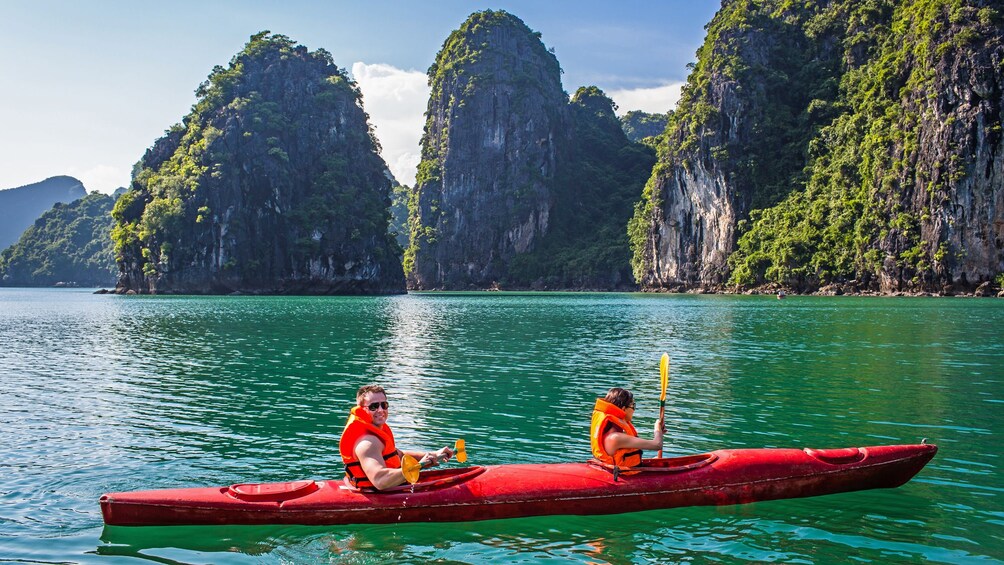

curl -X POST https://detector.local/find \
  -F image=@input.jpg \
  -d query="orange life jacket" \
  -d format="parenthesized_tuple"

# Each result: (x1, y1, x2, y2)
(339, 406, 402, 490)
(590, 398, 642, 468)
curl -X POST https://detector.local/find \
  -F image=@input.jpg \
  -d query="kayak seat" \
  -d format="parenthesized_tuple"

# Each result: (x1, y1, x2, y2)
(227, 480, 319, 502)
(804, 447, 866, 465)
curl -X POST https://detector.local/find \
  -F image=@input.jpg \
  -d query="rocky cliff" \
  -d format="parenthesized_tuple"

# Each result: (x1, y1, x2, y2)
(406, 11, 654, 290)
(629, 0, 847, 289)
(631, 0, 1003, 294)
(405, 10, 568, 289)
(113, 32, 404, 294)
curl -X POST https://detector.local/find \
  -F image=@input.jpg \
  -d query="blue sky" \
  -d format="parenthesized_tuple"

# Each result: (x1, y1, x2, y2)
(0, 1, 720, 193)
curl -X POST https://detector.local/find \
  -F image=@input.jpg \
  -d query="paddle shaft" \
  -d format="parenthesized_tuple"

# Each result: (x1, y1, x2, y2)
(658, 353, 669, 459)
(657, 400, 665, 458)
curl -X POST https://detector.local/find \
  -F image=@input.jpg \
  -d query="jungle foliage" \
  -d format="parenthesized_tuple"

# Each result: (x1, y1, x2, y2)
(630, 0, 1000, 290)
(0, 192, 117, 286)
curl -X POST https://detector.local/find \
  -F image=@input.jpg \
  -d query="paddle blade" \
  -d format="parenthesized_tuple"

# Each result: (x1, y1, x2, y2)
(659, 353, 670, 401)
(401, 454, 420, 484)
(455, 439, 467, 464)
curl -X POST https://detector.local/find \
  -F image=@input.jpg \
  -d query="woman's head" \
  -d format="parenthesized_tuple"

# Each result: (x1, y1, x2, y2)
(604, 387, 635, 411)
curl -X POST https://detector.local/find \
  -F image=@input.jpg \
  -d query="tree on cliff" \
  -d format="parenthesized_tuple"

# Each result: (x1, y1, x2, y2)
(620, 110, 670, 144)
(112, 32, 404, 295)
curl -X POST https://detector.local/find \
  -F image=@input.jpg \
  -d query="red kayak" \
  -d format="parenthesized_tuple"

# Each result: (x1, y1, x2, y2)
(100, 443, 936, 526)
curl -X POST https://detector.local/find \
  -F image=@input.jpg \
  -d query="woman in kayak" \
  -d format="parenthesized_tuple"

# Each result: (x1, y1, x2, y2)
(339, 384, 454, 491)
(591, 387, 665, 467)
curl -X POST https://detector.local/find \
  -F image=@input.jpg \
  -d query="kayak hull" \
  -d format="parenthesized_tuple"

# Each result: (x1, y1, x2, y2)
(100, 443, 936, 526)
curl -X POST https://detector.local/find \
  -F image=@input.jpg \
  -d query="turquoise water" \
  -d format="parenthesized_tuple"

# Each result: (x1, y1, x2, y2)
(0, 288, 1001, 563)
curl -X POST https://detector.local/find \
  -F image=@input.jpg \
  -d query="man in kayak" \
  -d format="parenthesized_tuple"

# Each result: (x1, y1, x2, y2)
(591, 387, 665, 468)
(339, 384, 454, 491)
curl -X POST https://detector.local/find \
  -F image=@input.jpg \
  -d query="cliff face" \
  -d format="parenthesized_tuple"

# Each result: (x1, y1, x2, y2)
(633, 0, 1003, 294)
(406, 10, 568, 289)
(406, 11, 654, 290)
(902, 2, 1004, 291)
(629, 1, 847, 288)
(113, 32, 404, 295)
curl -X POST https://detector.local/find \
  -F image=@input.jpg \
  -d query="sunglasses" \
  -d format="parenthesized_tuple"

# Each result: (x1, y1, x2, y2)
(628, 402, 636, 409)
(366, 401, 389, 411)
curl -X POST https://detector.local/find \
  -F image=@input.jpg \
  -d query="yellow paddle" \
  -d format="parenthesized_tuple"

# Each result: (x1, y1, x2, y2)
(400, 439, 467, 484)
(658, 353, 669, 459)
(401, 454, 421, 484)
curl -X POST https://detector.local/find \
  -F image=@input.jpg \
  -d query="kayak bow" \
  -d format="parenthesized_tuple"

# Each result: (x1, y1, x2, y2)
(100, 443, 936, 526)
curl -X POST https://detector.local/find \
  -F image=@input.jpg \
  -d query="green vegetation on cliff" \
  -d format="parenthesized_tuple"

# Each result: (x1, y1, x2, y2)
(630, 0, 848, 284)
(631, 0, 1002, 292)
(728, 0, 1002, 290)
(113, 32, 403, 294)
(408, 11, 655, 290)
(0, 192, 117, 286)
(388, 182, 411, 250)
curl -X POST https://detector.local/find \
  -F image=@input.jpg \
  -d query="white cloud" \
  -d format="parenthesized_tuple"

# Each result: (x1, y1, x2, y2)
(69, 164, 130, 195)
(351, 62, 429, 187)
(607, 82, 685, 116)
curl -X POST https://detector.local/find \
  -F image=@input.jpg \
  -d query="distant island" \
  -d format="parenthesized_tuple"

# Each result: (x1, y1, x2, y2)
(0, 192, 117, 287)
(0, 176, 86, 251)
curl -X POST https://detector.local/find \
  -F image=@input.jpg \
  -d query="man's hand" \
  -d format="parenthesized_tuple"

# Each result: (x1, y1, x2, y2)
(419, 446, 455, 468)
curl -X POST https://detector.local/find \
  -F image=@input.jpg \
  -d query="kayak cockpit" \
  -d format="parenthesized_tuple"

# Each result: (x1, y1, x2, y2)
(588, 452, 719, 479)
(227, 480, 320, 502)
(341, 465, 488, 494)
(803, 447, 866, 464)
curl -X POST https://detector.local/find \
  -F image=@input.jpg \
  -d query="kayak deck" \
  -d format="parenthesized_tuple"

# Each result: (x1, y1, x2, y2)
(100, 443, 936, 526)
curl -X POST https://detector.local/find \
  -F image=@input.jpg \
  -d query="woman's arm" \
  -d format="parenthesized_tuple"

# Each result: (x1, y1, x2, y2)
(603, 419, 665, 454)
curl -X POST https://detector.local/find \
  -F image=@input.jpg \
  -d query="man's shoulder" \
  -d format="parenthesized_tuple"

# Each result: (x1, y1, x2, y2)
(354, 432, 386, 450)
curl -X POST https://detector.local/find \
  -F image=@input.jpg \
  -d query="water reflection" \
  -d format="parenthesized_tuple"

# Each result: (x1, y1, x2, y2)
(370, 294, 455, 450)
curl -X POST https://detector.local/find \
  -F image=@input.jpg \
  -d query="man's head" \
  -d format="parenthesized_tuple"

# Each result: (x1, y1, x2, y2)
(356, 384, 389, 426)
(604, 387, 635, 412)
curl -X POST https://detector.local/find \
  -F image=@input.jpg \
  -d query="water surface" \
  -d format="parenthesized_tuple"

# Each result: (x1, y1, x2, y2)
(0, 289, 1001, 563)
